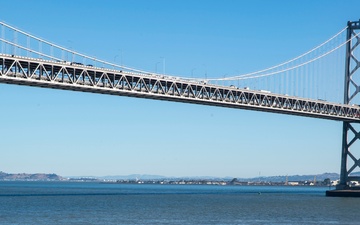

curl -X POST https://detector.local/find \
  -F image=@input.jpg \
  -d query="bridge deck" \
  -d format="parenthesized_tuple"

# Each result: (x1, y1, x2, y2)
(0, 54, 359, 123)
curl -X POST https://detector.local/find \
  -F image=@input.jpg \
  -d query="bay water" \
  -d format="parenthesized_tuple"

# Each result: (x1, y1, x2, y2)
(0, 181, 359, 224)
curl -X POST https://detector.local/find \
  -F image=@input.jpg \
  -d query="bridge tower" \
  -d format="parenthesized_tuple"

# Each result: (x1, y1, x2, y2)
(338, 20, 360, 190)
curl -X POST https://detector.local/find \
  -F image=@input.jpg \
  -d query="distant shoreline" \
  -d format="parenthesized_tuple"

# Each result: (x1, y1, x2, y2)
(0, 171, 344, 187)
(0, 172, 339, 186)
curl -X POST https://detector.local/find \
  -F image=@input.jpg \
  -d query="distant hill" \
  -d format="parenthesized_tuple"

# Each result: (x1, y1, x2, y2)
(86, 173, 340, 182)
(0, 171, 63, 181)
(237, 173, 340, 183)
(0, 171, 341, 182)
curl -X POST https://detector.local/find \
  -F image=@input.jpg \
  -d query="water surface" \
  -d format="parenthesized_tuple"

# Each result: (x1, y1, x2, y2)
(0, 182, 358, 224)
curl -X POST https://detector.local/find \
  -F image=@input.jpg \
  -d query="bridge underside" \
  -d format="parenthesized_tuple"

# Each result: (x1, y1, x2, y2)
(1, 54, 360, 123)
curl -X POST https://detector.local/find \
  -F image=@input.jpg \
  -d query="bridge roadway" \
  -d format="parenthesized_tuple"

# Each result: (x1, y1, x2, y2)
(0, 54, 359, 123)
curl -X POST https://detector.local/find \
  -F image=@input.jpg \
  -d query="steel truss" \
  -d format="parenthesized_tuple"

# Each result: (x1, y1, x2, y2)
(0, 54, 359, 122)
(339, 20, 360, 189)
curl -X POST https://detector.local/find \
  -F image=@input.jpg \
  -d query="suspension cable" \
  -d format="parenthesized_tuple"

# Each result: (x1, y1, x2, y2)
(0, 21, 156, 75)
(225, 31, 359, 81)
(0, 21, 352, 82)
(0, 37, 62, 61)
(204, 26, 348, 81)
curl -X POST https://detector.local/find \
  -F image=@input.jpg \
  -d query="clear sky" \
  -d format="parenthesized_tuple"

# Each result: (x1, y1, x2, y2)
(0, 0, 359, 178)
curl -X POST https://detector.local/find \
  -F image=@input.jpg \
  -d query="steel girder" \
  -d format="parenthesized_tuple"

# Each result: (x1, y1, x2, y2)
(339, 20, 360, 189)
(0, 54, 360, 123)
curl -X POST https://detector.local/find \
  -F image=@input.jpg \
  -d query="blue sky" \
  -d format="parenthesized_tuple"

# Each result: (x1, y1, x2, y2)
(0, 0, 359, 178)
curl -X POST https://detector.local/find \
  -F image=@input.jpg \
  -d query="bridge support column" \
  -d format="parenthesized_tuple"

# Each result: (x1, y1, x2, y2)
(328, 20, 360, 196)
(338, 122, 360, 189)
(338, 122, 349, 189)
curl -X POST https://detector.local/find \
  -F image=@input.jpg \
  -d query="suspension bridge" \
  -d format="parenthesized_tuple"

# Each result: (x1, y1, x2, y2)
(1, 20, 360, 196)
